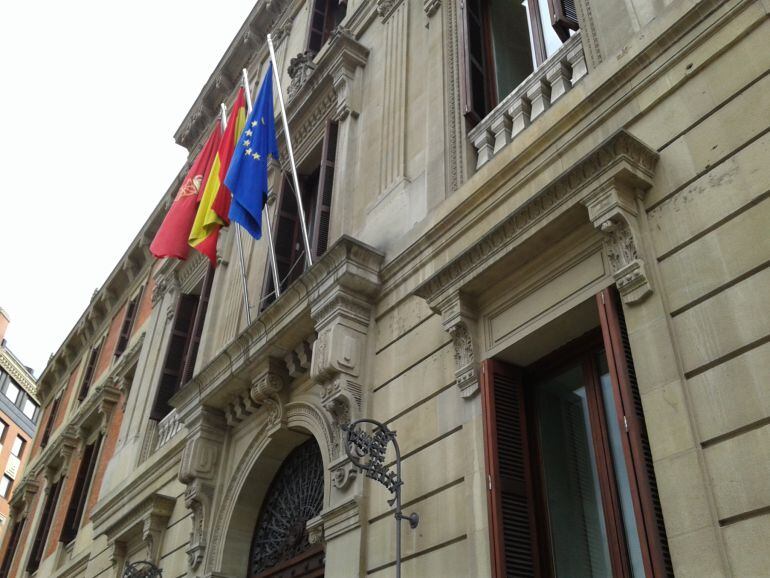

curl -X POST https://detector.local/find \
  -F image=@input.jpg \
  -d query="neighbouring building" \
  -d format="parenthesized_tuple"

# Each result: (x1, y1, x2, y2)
(1, 0, 769, 576)
(0, 309, 40, 538)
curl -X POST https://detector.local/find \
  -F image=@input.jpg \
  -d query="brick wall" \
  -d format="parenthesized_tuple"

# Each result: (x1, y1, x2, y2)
(83, 395, 125, 525)
(6, 474, 42, 577)
(43, 449, 82, 559)
(132, 266, 157, 335)
(93, 303, 126, 383)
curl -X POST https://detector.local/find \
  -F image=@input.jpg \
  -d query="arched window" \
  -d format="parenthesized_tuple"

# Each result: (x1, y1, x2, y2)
(249, 439, 324, 578)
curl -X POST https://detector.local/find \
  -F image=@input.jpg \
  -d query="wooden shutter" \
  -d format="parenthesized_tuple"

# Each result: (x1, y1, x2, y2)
(597, 287, 674, 577)
(307, 0, 329, 53)
(458, 0, 492, 123)
(0, 517, 25, 577)
(547, 0, 579, 41)
(151, 294, 199, 420)
(78, 341, 103, 401)
(60, 435, 101, 544)
(182, 266, 215, 384)
(27, 478, 62, 573)
(114, 287, 143, 358)
(39, 395, 61, 449)
(312, 121, 338, 259)
(480, 359, 540, 577)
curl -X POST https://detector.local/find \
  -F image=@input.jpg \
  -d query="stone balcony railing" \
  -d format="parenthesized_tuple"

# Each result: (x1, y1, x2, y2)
(155, 409, 183, 451)
(468, 32, 587, 169)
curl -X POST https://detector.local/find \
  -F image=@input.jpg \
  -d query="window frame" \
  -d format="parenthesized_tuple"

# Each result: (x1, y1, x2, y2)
(10, 436, 25, 459)
(0, 475, 12, 499)
(114, 285, 145, 359)
(78, 339, 104, 402)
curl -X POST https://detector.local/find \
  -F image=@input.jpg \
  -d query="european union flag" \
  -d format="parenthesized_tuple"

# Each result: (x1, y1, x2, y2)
(226, 63, 279, 241)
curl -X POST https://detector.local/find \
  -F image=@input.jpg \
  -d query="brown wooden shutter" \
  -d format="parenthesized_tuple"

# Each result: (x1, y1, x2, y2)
(40, 395, 61, 449)
(0, 517, 25, 578)
(312, 121, 338, 259)
(151, 294, 199, 420)
(27, 478, 62, 573)
(307, 0, 329, 53)
(597, 287, 673, 577)
(182, 266, 215, 384)
(480, 359, 540, 577)
(114, 287, 144, 358)
(458, 0, 491, 123)
(78, 341, 103, 401)
(60, 435, 102, 544)
(547, 0, 579, 41)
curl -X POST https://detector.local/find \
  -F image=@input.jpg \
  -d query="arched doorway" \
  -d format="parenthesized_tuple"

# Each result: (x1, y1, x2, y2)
(248, 438, 325, 578)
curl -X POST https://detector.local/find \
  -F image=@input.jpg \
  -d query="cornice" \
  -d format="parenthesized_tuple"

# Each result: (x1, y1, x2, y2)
(414, 130, 658, 306)
(0, 348, 37, 400)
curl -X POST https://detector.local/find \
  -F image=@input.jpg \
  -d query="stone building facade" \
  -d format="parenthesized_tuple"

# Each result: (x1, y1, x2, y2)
(1, 0, 769, 576)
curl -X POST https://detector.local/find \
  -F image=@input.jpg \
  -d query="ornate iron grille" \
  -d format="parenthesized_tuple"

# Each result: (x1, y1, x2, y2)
(249, 439, 324, 577)
(122, 561, 162, 578)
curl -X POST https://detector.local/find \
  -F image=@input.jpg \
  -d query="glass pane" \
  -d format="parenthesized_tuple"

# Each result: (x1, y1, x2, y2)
(536, 364, 612, 578)
(11, 437, 23, 457)
(23, 399, 37, 419)
(598, 353, 646, 577)
(0, 477, 8, 498)
(489, 0, 535, 100)
(4, 382, 19, 404)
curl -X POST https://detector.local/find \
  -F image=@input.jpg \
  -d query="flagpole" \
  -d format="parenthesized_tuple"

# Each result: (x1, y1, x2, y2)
(267, 33, 314, 268)
(221, 102, 254, 325)
(242, 68, 282, 300)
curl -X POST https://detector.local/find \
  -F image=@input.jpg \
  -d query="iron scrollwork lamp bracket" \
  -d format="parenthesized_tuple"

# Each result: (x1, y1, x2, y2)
(122, 561, 163, 578)
(342, 418, 418, 578)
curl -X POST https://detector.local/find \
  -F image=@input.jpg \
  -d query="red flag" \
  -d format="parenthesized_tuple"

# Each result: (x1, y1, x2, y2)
(150, 126, 223, 260)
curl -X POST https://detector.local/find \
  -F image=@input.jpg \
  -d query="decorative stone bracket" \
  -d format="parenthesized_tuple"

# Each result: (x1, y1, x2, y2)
(582, 173, 654, 304)
(104, 494, 175, 570)
(177, 406, 227, 571)
(250, 357, 289, 436)
(72, 382, 122, 440)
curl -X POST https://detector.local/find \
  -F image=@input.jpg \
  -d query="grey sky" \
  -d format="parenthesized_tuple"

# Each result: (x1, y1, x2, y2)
(0, 1, 257, 375)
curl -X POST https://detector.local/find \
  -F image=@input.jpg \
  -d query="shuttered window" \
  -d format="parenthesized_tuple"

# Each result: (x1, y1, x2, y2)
(307, 0, 347, 54)
(39, 395, 62, 449)
(60, 435, 102, 544)
(27, 478, 62, 573)
(0, 517, 24, 577)
(114, 286, 144, 358)
(151, 294, 199, 420)
(181, 266, 215, 385)
(547, 0, 579, 41)
(483, 287, 672, 577)
(78, 341, 103, 401)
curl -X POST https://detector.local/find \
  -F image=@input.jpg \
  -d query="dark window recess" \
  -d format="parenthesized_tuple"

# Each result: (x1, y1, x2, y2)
(261, 122, 338, 310)
(27, 478, 62, 573)
(150, 290, 202, 421)
(459, 0, 579, 123)
(182, 266, 215, 385)
(307, 0, 347, 54)
(114, 287, 144, 358)
(40, 395, 62, 449)
(60, 435, 102, 544)
(0, 517, 25, 578)
(78, 342, 103, 401)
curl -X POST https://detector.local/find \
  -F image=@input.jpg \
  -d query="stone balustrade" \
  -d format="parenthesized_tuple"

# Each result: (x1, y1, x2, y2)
(468, 32, 587, 169)
(156, 409, 182, 451)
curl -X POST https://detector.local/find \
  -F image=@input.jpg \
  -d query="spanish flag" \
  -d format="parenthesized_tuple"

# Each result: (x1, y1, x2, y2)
(149, 125, 222, 260)
(189, 88, 247, 265)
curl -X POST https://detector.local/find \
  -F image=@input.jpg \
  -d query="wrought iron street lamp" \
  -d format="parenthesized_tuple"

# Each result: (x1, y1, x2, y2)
(343, 418, 419, 578)
(122, 561, 162, 578)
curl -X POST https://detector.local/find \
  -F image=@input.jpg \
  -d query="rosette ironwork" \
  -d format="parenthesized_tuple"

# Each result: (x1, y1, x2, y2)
(342, 418, 418, 578)
(122, 561, 162, 578)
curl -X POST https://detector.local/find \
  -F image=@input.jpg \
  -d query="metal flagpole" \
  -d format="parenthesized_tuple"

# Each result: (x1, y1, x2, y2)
(242, 68, 281, 300)
(221, 102, 254, 325)
(267, 33, 314, 268)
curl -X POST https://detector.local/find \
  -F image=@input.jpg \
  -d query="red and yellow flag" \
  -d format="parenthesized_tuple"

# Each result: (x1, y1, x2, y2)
(189, 88, 247, 265)
(149, 125, 222, 260)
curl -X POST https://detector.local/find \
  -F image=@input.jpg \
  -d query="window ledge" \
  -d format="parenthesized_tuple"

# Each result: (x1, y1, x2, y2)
(468, 31, 587, 170)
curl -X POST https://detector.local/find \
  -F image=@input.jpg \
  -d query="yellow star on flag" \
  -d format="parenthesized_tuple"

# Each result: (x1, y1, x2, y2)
(245, 129, 252, 136)
(251, 120, 257, 127)
(253, 152, 261, 160)
(243, 140, 251, 146)
(245, 148, 252, 155)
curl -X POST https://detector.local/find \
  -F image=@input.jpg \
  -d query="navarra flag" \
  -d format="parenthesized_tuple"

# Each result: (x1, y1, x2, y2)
(188, 88, 247, 265)
(149, 125, 222, 260)
(226, 64, 279, 241)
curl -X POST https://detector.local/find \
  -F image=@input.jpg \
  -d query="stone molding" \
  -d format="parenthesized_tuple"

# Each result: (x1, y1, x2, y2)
(320, 497, 361, 541)
(424, 0, 440, 17)
(103, 494, 176, 567)
(376, 0, 405, 22)
(9, 477, 39, 519)
(70, 382, 122, 439)
(0, 349, 37, 399)
(414, 131, 658, 310)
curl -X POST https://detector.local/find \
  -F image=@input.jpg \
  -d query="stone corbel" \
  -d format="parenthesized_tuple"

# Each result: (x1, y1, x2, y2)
(324, 28, 369, 121)
(108, 539, 127, 573)
(434, 291, 481, 399)
(285, 335, 316, 379)
(424, 0, 440, 17)
(9, 478, 39, 519)
(249, 357, 289, 435)
(377, 0, 405, 21)
(582, 176, 653, 304)
(142, 508, 171, 564)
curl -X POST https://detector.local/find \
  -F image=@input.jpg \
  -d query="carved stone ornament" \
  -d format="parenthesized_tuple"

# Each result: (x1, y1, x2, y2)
(424, 0, 440, 17)
(437, 292, 480, 398)
(330, 457, 358, 490)
(582, 177, 653, 304)
(287, 51, 318, 101)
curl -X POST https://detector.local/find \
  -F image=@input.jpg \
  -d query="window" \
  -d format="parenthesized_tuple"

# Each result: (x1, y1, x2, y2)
(481, 288, 672, 578)
(0, 476, 11, 498)
(2, 380, 19, 404)
(27, 478, 62, 573)
(307, 0, 347, 54)
(0, 419, 7, 444)
(10, 437, 24, 458)
(262, 121, 338, 308)
(150, 268, 213, 420)
(78, 340, 103, 401)
(22, 397, 38, 421)
(40, 395, 62, 449)
(114, 287, 144, 358)
(60, 435, 102, 544)
(459, 0, 579, 123)
(0, 517, 24, 577)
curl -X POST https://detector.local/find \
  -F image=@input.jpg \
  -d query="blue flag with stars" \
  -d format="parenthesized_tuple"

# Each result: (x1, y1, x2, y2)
(226, 63, 279, 241)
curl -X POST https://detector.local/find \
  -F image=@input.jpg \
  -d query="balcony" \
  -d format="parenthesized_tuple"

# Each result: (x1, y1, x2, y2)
(468, 32, 587, 169)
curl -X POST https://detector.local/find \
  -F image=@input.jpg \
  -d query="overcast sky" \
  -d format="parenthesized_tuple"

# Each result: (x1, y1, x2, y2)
(0, 1, 257, 375)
